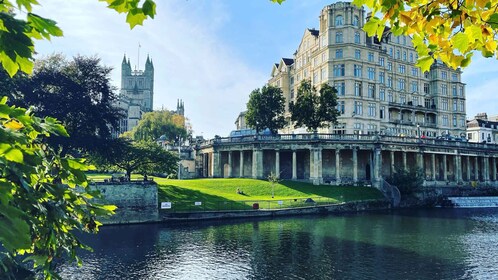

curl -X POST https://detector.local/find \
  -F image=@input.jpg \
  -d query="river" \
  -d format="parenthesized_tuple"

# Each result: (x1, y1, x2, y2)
(58, 208, 498, 279)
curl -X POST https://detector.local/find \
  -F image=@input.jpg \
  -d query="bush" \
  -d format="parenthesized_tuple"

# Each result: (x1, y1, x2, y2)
(386, 167, 424, 195)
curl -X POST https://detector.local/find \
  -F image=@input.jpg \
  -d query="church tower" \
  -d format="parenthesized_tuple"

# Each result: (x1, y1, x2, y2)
(116, 53, 155, 134)
(176, 99, 185, 116)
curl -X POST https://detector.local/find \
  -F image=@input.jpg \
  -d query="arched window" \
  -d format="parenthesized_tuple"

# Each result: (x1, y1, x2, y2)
(354, 32, 360, 44)
(335, 15, 343, 26)
(335, 32, 343, 43)
(353, 16, 359, 27)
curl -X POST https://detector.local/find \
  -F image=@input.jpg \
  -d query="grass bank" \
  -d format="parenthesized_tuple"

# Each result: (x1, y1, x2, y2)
(87, 174, 384, 212)
(155, 178, 383, 211)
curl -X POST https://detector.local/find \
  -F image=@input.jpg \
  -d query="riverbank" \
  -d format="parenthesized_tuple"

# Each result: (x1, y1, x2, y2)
(159, 199, 390, 221)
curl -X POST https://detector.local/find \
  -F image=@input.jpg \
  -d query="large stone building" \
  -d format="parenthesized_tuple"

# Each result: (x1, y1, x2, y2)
(115, 54, 154, 135)
(269, 2, 466, 138)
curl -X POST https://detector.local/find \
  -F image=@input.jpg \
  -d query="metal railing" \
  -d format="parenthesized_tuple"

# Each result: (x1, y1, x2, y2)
(198, 133, 498, 151)
(159, 196, 343, 213)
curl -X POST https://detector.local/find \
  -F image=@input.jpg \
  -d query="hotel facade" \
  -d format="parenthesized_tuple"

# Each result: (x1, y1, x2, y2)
(269, 2, 466, 138)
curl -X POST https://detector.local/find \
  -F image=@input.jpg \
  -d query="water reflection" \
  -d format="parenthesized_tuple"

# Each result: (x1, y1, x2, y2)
(59, 209, 498, 279)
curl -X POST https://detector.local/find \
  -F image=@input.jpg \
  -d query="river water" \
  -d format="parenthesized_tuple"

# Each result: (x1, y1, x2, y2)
(59, 208, 498, 279)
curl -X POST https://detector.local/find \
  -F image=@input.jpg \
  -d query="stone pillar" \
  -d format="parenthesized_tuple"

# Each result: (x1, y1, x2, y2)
(431, 153, 436, 181)
(335, 149, 341, 184)
(416, 152, 424, 173)
(239, 151, 244, 178)
(292, 150, 297, 180)
(455, 154, 462, 183)
(252, 149, 263, 179)
(484, 156, 490, 183)
(213, 151, 221, 178)
(310, 147, 323, 185)
(353, 147, 358, 183)
(373, 147, 382, 189)
(227, 151, 232, 178)
(390, 151, 395, 176)
(275, 150, 280, 178)
(466, 156, 471, 181)
(474, 156, 479, 181)
(443, 154, 448, 181)
(402, 152, 407, 171)
(493, 157, 497, 181)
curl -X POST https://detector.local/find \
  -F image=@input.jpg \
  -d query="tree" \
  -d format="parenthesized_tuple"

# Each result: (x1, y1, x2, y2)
(0, 1, 156, 278)
(273, 0, 498, 71)
(267, 171, 281, 198)
(124, 110, 187, 143)
(0, 97, 115, 279)
(92, 139, 179, 178)
(290, 80, 339, 133)
(10, 54, 124, 154)
(245, 85, 286, 134)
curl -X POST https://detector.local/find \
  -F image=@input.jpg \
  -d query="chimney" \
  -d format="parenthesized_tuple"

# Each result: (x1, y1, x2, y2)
(475, 113, 488, 120)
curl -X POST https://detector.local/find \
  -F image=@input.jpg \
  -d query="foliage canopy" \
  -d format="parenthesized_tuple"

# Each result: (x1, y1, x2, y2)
(124, 110, 187, 143)
(91, 139, 178, 178)
(290, 80, 339, 132)
(0, 97, 115, 279)
(9, 54, 123, 155)
(245, 85, 286, 134)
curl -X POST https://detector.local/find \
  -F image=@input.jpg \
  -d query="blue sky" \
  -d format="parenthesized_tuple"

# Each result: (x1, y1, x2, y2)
(33, 0, 498, 138)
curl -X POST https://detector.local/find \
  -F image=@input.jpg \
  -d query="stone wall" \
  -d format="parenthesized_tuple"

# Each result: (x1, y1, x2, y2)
(160, 200, 389, 221)
(90, 181, 159, 225)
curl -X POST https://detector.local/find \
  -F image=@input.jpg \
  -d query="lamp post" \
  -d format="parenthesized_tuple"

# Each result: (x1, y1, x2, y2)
(177, 136, 182, 179)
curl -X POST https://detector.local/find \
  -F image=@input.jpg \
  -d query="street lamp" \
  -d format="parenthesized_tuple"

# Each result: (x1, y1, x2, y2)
(177, 136, 182, 179)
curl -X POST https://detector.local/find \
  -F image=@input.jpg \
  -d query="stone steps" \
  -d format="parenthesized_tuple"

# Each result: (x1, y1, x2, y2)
(443, 196, 498, 208)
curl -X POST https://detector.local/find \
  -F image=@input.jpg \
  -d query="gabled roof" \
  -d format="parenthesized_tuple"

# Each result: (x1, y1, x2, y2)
(281, 58, 294, 66)
(308, 28, 319, 37)
(467, 118, 498, 129)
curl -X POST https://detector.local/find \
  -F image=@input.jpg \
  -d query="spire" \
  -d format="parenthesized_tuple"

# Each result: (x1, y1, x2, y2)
(122, 54, 127, 64)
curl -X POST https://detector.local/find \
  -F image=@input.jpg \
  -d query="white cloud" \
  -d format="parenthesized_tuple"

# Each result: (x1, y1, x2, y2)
(33, 0, 267, 138)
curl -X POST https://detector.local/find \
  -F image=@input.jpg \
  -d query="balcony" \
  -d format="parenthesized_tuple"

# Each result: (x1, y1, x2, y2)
(388, 102, 437, 112)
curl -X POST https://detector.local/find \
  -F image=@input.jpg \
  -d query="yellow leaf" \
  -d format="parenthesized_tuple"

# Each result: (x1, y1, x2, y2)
(475, 0, 488, 8)
(3, 119, 24, 130)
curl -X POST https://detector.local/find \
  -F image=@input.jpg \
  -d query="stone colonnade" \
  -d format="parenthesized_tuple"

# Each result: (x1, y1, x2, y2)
(198, 142, 498, 187)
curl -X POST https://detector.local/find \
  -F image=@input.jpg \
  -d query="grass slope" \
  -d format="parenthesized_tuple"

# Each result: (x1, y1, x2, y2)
(87, 174, 384, 211)
(155, 178, 383, 211)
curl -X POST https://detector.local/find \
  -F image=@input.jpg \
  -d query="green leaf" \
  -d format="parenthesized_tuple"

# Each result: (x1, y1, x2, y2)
(363, 17, 380, 37)
(488, 13, 498, 29)
(27, 13, 63, 40)
(0, 144, 24, 163)
(453, 33, 469, 53)
(142, 0, 156, 18)
(416, 55, 434, 72)
(16, 0, 40, 13)
(126, 9, 147, 29)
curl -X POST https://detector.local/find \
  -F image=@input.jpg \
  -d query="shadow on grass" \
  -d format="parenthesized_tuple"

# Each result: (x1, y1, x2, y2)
(279, 180, 384, 202)
(159, 185, 253, 211)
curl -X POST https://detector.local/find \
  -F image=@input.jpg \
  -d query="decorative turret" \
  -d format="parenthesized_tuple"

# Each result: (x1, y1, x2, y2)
(145, 54, 154, 71)
(176, 99, 185, 116)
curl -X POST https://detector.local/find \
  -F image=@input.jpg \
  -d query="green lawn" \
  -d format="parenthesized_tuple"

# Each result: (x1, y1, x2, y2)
(155, 178, 383, 212)
(87, 174, 384, 212)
